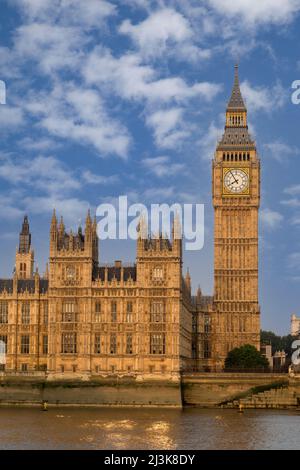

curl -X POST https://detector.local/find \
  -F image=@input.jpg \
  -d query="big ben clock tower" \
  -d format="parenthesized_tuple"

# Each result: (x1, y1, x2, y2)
(212, 65, 261, 368)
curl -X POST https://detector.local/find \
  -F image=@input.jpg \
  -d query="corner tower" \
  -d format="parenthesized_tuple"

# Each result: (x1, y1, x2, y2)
(212, 65, 261, 367)
(15, 215, 34, 279)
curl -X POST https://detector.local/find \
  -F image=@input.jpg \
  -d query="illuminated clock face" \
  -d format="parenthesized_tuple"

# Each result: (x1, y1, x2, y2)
(224, 169, 249, 194)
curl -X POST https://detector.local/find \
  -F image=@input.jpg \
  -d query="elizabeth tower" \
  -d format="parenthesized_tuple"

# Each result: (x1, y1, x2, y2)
(212, 65, 261, 368)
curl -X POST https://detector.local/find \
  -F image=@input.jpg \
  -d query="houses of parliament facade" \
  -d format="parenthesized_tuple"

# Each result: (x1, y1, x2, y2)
(0, 67, 261, 379)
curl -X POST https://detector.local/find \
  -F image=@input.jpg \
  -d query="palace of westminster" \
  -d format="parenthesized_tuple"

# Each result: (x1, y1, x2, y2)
(0, 67, 261, 379)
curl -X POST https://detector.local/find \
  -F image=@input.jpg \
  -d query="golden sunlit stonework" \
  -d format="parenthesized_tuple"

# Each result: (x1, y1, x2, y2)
(0, 67, 260, 378)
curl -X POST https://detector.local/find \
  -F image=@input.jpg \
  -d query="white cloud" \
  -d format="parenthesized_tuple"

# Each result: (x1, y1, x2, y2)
(288, 252, 300, 269)
(25, 84, 131, 158)
(281, 198, 300, 208)
(291, 214, 300, 225)
(0, 154, 80, 194)
(7, 1, 116, 77)
(15, 0, 116, 27)
(146, 108, 190, 149)
(82, 171, 119, 185)
(281, 186, 300, 211)
(143, 186, 175, 201)
(19, 137, 61, 152)
(120, 7, 211, 63)
(83, 47, 221, 104)
(14, 23, 85, 74)
(208, 0, 300, 26)
(285, 184, 300, 196)
(23, 195, 91, 226)
(120, 8, 192, 51)
(241, 81, 287, 113)
(0, 105, 24, 128)
(264, 141, 299, 162)
(198, 121, 223, 161)
(142, 156, 185, 177)
(260, 208, 283, 230)
(0, 195, 24, 220)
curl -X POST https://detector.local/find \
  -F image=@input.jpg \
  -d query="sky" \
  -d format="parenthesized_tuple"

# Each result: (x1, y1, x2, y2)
(0, 0, 300, 335)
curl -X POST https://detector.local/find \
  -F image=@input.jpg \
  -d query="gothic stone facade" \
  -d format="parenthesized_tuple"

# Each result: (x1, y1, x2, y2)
(0, 67, 261, 377)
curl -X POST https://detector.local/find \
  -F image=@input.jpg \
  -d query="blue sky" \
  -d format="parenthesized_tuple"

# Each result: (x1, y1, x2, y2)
(0, 0, 300, 334)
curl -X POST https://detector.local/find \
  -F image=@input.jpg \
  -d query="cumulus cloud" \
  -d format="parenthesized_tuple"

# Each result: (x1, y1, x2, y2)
(288, 252, 300, 269)
(146, 108, 190, 149)
(0, 154, 80, 194)
(119, 8, 192, 50)
(241, 81, 287, 113)
(19, 137, 61, 152)
(264, 141, 300, 162)
(14, 0, 116, 27)
(25, 84, 131, 158)
(82, 171, 119, 185)
(0, 105, 24, 128)
(14, 22, 88, 75)
(142, 156, 185, 177)
(284, 184, 300, 196)
(23, 195, 91, 226)
(260, 208, 283, 230)
(197, 121, 223, 161)
(207, 0, 300, 27)
(119, 8, 211, 62)
(83, 47, 221, 104)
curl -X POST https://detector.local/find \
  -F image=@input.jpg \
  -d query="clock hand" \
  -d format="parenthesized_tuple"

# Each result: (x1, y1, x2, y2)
(229, 170, 239, 184)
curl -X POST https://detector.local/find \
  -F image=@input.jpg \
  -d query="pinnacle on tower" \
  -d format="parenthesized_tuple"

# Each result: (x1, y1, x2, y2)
(86, 209, 92, 227)
(217, 65, 255, 149)
(58, 215, 64, 229)
(227, 64, 246, 111)
(19, 215, 31, 254)
(92, 215, 97, 233)
(51, 209, 57, 227)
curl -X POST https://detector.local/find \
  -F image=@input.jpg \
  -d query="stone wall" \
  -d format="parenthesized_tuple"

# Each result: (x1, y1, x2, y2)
(0, 376, 182, 407)
(181, 373, 289, 407)
(1, 373, 299, 409)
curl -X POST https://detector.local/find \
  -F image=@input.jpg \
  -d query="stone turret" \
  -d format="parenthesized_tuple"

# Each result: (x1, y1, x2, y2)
(15, 216, 34, 279)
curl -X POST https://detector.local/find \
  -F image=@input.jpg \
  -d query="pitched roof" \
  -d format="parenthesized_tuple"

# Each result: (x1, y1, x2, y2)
(0, 279, 49, 294)
(94, 266, 137, 282)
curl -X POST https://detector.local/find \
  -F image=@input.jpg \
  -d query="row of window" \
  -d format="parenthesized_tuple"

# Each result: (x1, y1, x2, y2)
(0, 300, 167, 324)
(1, 333, 166, 356)
(0, 301, 48, 325)
(61, 333, 166, 355)
(223, 152, 250, 162)
(228, 115, 244, 126)
(19, 263, 27, 278)
(61, 301, 166, 324)
(0, 335, 48, 355)
(191, 340, 211, 359)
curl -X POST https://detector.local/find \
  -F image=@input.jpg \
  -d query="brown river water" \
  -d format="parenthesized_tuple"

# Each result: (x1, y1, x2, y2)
(0, 407, 299, 450)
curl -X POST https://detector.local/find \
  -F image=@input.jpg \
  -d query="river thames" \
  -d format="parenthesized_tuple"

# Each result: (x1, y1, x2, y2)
(0, 408, 299, 450)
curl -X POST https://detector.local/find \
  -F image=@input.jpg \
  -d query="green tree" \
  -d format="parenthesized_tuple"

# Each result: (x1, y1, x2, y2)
(261, 330, 295, 357)
(225, 344, 269, 371)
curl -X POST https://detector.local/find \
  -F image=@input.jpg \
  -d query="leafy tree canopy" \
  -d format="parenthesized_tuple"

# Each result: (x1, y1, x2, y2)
(261, 330, 295, 357)
(225, 344, 269, 370)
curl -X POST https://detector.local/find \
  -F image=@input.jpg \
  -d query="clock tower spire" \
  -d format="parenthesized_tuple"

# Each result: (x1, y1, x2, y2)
(211, 65, 261, 369)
